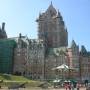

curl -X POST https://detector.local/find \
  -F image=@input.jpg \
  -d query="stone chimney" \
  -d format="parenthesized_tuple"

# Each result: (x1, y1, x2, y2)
(2, 22, 5, 30)
(19, 33, 22, 38)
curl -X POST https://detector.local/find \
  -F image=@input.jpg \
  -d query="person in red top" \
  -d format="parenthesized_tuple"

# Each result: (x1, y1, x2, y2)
(68, 83, 71, 90)
(64, 82, 68, 90)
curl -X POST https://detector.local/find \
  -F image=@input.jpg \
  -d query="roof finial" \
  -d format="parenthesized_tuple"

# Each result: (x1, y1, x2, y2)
(57, 9, 60, 17)
(51, 1, 52, 5)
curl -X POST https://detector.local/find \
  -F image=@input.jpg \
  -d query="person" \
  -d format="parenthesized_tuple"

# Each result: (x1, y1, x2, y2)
(72, 81, 77, 89)
(85, 80, 88, 87)
(71, 83, 74, 90)
(76, 82, 80, 90)
(64, 82, 68, 90)
(68, 83, 71, 90)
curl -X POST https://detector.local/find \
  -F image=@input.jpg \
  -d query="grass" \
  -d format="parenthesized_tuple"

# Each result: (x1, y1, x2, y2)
(0, 73, 43, 87)
(0, 73, 30, 81)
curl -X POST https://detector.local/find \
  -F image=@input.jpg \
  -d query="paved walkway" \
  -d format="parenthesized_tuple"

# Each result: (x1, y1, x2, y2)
(0, 87, 87, 90)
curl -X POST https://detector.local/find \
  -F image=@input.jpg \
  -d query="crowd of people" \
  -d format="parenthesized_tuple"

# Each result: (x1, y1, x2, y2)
(53, 79, 89, 90)
(64, 81, 80, 90)
(64, 79, 89, 90)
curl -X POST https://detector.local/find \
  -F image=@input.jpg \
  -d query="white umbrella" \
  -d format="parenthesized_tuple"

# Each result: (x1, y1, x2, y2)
(52, 64, 69, 71)
(52, 64, 69, 80)
(56, 64, 69, 70)
(53, 79, 61, 83)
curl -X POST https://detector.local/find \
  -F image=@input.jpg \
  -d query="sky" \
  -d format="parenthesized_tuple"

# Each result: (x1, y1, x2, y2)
(0, 0, 90, 50)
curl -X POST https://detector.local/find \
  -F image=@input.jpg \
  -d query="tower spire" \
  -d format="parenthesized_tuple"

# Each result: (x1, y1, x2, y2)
(51, 1, 52, 5)
(57, 9, 60, 17)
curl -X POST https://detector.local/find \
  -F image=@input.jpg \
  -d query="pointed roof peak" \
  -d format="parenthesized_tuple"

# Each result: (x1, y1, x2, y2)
(72, 39, 75, 43)
(46, 2, 57, 15)
(49, 1, 54, 9)
(81, 45, 87, 53)
(71, 40, 77, 48)
(51, 1, 52, 5)
(57, 9, 61, 16)
(72, 39, 76, 44)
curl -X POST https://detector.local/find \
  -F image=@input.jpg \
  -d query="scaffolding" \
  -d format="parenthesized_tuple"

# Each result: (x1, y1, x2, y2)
(0, 39, 16, 73)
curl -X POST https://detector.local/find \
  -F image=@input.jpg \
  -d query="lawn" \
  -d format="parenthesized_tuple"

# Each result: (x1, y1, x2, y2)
(0, 73, 30, 81)
(0, 73, 43, 87)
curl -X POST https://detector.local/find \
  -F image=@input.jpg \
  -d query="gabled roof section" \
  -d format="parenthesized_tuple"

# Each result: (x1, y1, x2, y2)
(71, 40, 77, 48)
(81, 45, 87, 53)
(80, 45, 90, 56)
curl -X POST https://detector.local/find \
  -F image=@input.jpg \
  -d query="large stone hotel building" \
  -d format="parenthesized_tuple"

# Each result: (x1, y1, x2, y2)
(0, 3, 90, 81)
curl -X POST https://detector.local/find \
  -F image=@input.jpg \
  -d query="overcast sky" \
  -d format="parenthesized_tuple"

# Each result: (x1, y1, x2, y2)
(0, 0, 90, 50)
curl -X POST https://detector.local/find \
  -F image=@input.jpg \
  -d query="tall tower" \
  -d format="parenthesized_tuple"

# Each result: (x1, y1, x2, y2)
(36, 3, 68, 48)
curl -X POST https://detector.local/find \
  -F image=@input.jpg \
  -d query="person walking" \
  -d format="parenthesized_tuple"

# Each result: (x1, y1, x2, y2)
(76, 82, 80, 90)
(71, 83, 75, 90)
(85, 80, 88, 87)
